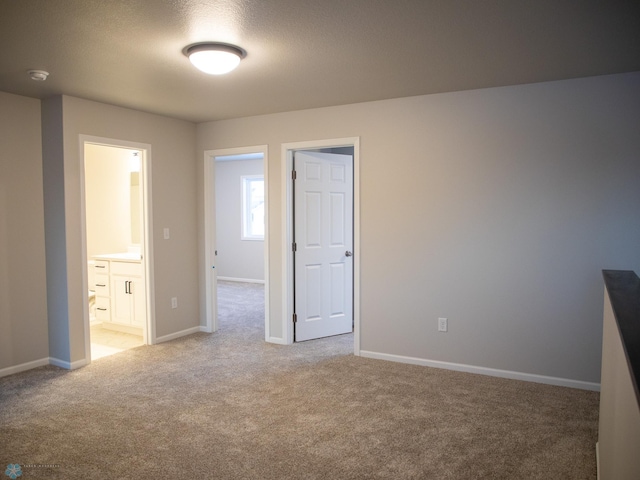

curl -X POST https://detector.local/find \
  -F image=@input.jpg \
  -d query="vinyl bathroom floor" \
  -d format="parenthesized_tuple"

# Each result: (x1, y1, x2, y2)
(90, 324, 144, 360)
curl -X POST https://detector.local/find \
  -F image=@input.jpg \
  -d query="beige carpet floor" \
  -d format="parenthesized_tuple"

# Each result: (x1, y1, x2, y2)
(0, 281, 598, 479)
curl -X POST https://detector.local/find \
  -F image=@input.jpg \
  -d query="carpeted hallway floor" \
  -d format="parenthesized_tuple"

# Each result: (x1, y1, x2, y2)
(0, 281, 598, 479)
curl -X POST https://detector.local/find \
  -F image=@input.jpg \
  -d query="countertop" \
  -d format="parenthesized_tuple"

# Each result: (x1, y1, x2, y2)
(93, 252, 142, 262)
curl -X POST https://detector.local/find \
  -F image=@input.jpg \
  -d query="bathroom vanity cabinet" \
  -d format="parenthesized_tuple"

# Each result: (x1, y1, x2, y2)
(93, 261, 111, 323)
(110, 261, 145, 327)
(92, 254, 146, 332)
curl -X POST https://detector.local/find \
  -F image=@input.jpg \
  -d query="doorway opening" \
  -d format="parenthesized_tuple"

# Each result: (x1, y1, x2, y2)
(282, 138, 361, 352)
(81, 137, 153, 362)
(203, 146, 269, 340)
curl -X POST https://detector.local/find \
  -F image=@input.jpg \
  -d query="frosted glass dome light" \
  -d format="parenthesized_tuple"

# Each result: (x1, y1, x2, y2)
(184, 43, 246, 75)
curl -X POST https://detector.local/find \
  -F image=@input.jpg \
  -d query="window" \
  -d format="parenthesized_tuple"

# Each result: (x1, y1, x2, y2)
(241, 175, 265, 240)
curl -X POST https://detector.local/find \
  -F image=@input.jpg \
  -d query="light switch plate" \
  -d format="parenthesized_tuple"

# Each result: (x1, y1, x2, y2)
(438, 317, 448, 332)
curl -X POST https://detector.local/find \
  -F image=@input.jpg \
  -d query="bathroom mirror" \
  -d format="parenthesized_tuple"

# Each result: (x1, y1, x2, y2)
(130, 171, 141, 245)
(84, 144, 142, 258)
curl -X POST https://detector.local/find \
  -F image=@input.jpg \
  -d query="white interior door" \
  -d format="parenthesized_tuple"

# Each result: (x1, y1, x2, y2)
(294, 151, 353, 341)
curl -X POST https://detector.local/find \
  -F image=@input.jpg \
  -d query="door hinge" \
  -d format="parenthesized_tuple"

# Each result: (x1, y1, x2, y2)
(293, 313, 297, 323)
(292, 170, 297, 180)
(292, 242, 297, 252)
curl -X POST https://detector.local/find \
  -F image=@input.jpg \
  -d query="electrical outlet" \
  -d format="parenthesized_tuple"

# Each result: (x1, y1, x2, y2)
(163, 228, 170, 240)
(171, 297, 178, 309)
(438, 317, 448, 332)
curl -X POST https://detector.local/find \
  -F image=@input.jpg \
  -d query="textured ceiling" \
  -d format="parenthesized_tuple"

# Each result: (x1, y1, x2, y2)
(0, 0, 639, 123)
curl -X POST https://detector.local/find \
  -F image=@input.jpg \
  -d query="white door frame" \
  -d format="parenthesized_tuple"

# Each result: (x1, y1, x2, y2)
(79, 135, 156, 363)
(203, 145, 270, 336)
(281, 137, 361, 354)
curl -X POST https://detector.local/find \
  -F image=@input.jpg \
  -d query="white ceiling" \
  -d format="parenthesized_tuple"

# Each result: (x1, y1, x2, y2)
(1, 0, 638, 123)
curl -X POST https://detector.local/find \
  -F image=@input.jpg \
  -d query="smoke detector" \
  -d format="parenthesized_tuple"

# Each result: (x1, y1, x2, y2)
(28, 70, 49, 81)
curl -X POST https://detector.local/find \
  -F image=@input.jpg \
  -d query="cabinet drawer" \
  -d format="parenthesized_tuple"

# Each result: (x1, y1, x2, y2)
(94, 260, 110, 274)
(95, 297, 110, 321)
(94, 274, 110, 296)
(110, 261, 142, 277)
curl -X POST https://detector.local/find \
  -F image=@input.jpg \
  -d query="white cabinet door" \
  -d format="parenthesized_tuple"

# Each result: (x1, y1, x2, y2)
(103, 260, 145, 328)
(110, 275, 133, 325)
(130, 277, 146, 327)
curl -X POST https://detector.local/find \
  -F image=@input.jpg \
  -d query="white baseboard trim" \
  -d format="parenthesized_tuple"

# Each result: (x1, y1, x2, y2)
(217, 276, 265, 284)
(155, 326, 203, 344)
(596, 442, 600, 480)
(359, 350, 601, 391)
(0, 357, 50, 378)
(48, 357, 88, 370)
(100, 322, 143, 336)
(266, 336, 288, 345)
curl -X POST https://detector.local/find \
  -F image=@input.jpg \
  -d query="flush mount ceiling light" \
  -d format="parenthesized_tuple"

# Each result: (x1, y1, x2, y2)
(183, 43, 246, 75)
(28, 70, 49, 81)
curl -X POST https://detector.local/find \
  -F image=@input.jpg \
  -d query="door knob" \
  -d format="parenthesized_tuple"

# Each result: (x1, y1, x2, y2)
(345, 251, 353, 257)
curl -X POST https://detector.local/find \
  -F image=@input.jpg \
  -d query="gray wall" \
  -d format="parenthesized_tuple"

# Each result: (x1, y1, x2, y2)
(215, 158, 264, 281)
(1, 91, 200, 373)
(3, 71, 639, 384)
(0, 91, 49, 371)
(43, 95, 199, 364)
(42, 96, 70, 363)
(197, 72, 640, 384)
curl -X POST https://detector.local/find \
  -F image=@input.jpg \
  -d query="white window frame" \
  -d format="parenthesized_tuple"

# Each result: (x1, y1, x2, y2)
(241, 174, 265, 241)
